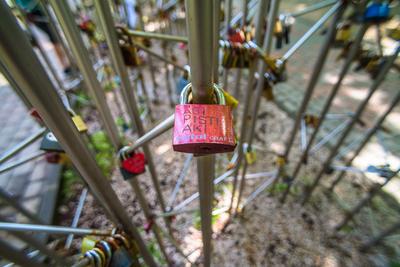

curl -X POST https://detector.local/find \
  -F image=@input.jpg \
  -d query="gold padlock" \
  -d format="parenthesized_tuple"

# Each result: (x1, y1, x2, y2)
(72, 115, 88, 133)
(245, 150, 257, 165)
(222, 89, 239, 109)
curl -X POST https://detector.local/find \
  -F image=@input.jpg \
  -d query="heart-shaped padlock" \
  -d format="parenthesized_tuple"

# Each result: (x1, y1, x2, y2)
(121, 152, 147, 175)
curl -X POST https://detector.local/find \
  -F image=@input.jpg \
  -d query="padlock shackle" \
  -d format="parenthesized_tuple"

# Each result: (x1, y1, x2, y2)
(179, 83, 226, 105)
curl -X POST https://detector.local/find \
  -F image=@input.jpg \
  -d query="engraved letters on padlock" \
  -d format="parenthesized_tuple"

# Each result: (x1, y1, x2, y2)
(173, 104, 236, 154)
(173, 83, 236, 154)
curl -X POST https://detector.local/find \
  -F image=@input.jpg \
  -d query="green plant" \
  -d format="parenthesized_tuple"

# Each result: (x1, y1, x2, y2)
(90, 131, 114, 176)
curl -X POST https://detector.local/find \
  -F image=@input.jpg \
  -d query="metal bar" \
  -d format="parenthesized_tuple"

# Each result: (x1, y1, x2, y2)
(0, 61, 32, 109)
(64, 187, 88, 249)
(376, 24, 383, 57)
(300, 117, 307, 151)
(213, 0, 221, 83)
(133, 41, 186, 71)
(302, 47, 400, 205)
(126, 29, 187, 42)
(281, 2, 342, 62)
(0, 188, 44, 224)
(49, 0, 121, 149)
(94, 0, 170, 237)
(135, 1, 159, 100)
(3, 250, 40, 267)
(334, 168, 399, 231)
(0, 222, 113, 236)
(228, 0, 269, 215)
(0, 4, 157, 265)
(0, 239, 47, 267)
(234, 0, 280, 213)
(127, 179, 171, 264)
(173, 168, 235, 212)
(167, 154, 193, 209)
(224, 0, 233, 36)
(359, 220, 400, 252)
(0, 128, 46, 164)
(241, 175, 277, 209)
(310, 118, 351, 154)
(0, 151, 46, 175)
(161, 43, 175, 106)
(329, 89, 400, 191)
(0, 215, 69, 266)
(228, 0, 258, 28)
(232, 0, 248, 104)
(185, 1, 215, 265)
(124, 115, 174, 154)
(290, 0, 336, 17)
(138, 70, 154, 121)
(273, 2, 345, 192)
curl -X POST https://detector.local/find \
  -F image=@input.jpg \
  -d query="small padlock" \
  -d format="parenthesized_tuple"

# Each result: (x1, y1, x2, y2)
(222, 89, 239, 109)
(176, 66, 190, 95)
(334, 22, 352, 47)
(72, 115, 88, 133)
(173, 83, 236, 154)
(245, 150, 257, 165)
(364, 2, 390, 22)
(40, 131, 64, 152)
(109, 239, 134, 267)
(228, 28, 245, 44)
(119, 147, 147, 180)
(274, 19, 283, 49)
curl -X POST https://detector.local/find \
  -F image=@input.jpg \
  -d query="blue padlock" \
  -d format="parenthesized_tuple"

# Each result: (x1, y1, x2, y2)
(176, 65, 190, 95)
(364, 2, 390, 22)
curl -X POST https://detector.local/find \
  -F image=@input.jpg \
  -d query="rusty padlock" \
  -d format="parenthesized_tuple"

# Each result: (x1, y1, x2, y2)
(173, 83, 236, 154)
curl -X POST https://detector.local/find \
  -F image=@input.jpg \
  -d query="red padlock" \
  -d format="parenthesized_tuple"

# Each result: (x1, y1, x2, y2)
(119, 148, 147, 179)
(173, 83, 236, 154)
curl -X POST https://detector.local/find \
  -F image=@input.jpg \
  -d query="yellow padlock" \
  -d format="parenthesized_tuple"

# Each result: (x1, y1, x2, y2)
(245, 150, 257, 165)
(222, 89, 239, 109)
(72, 115, 88, 133)
(81, 236, 97, 254)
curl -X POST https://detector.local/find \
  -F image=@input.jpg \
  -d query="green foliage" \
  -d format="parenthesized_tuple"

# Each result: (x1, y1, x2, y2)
(268, 182, 288, 193)
(74, 91, 91, 109)
(90, 131, 114, 176)
(194, 209, 221, 230)
(60, 168, 82, 201)
(148, 239, 166, 265)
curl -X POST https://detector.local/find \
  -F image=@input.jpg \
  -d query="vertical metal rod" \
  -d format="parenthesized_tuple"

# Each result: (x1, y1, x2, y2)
(49, 0, 121, 149)
(300, 117, 307, 151)
(0, 188, 44, 224)
(185, 1, 215, 266)
(138, 70, 154, 121)
(334, 169, 398, 231)
(64, 188, 88, 249)
(0, 215, 69, 266)
(234, 0, 280, 213)
(136, 5, 159, 101)
(94, 0, 170, 234)
(127, 179, 170, 265)
(329, 89, 400, 191)
(39, 0, 76, 69)
(232, 0, 248, 99)
(301, 47, 400, 205)
(228, 0, 269, 215)
(222, 0, 232, 88)
(0, 239, 47, 267)
(359, 220, 400, 252)
(213, 0, 221, 83)
(11, 0, 65, 92)
(273, 2, 346, 191)
(0, 4, 157, 265)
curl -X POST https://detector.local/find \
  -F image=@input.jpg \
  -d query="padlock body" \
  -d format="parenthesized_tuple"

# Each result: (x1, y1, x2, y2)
(364, 3, 389, 21)
(173, 104, 236, 154)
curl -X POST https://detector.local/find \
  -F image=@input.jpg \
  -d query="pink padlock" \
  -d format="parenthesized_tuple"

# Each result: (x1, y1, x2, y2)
(173, 83, 236, 154)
